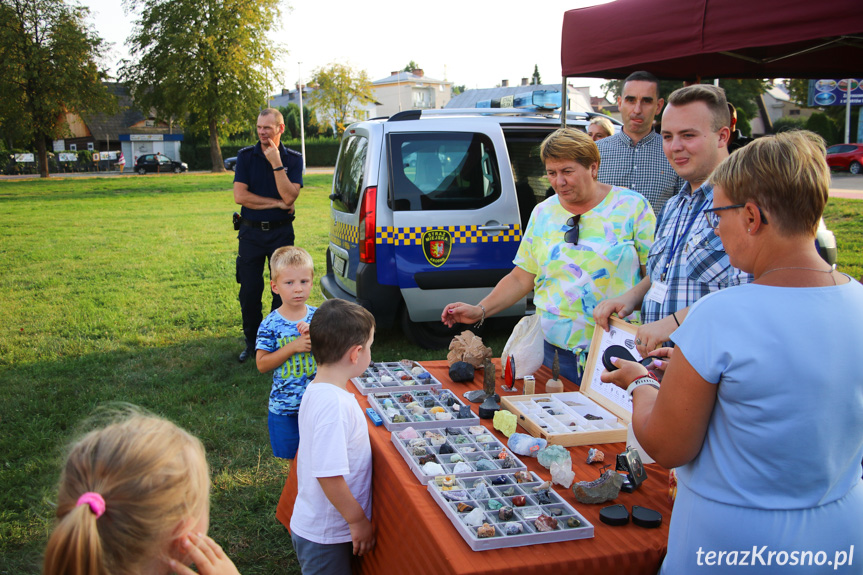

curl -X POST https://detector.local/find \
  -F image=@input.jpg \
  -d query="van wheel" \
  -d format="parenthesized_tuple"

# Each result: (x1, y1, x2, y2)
(400, 308, 476, 350)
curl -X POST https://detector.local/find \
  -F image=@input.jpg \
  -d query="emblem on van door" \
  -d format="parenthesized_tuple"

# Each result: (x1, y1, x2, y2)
(422, 229, 452, 267)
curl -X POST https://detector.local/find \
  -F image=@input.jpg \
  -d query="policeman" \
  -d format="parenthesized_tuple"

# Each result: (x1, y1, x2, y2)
(233, 107, 303, 363)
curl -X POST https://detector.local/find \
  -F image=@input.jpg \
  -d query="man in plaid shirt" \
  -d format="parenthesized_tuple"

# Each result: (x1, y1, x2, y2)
(593, 84, 751, 357)
(597, 71, 682, 215)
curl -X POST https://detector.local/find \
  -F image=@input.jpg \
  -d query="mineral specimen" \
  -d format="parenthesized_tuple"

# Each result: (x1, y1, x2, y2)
(457, 405, 472, 419)
(507, 433, 547, 456)
(536, 445, 572, 469)
(448, 330, 493, 368)
(459, 446, 475, 453)
(464, 389, 488, 403)
(468, 426, 484, 435)
(513, 471, 532, 483)
(449, 361, 475, 383)
(483, 358, 496, 396)
(453, 462, 472, 474)
(490, 475, 507, 485)
(512, 495, 527, 506)
(532, 481, 551, 492)
(476, 434, 494, 443)
(411, 446, 428, 456)
(408, 438, 426, 448)
(548, 507, 563, 516)
(487, 499, 502, 510)
(475, 459, 496, 471)
(436, 475, 456, 489)
(550, 461, 576, 489)
(567, 517, 582, 528)
(411, 366, 425, 376)
(534, 514, 558, 532)
(438, 443, 454, 455)
(453, 435, 469, 444)
(450, 454, 464, 463)
(501, 456, 518, 469)
(398, 393, 414, 403)
(410, 405, 424, 415)
(586, 448, 605, 464)
(393, 415, 407, 423)
(424, 431, 445, 445)
(498, 506, 514, 521)
(416, 372, 431, 381)
(571, 470, 625, 504)
(469, 482, 489, 500)
(478, 393, 500, 419)
(520, 506, 541, 519)
(476, 523, 496, 538)
(535, 490, 552, 505)
(421, 462, 445, 476)
(430, 406, 445, 414)
(502, 487, 516, 497)
(464, 508, 484, 527)
(492, 409, 518, 437)
(456, 502, 474, 513)
(443, 490, 468, 502)
(381, 375, 394, 383)
(423, 398, 435, 408)
(445, 427, 461, 435)
(503, 521, 523, 535)
(435, 412, 453, 421)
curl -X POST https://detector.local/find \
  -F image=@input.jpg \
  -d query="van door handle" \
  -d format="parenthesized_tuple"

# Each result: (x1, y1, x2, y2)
(478, 225, 509, 231)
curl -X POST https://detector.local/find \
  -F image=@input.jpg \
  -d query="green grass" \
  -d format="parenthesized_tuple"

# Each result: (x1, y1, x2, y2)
(0, 172, 512, 575)
(0, 173, 860, 574)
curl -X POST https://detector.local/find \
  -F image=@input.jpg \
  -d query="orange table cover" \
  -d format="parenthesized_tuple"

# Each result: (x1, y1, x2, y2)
(276, 360, 671, 574)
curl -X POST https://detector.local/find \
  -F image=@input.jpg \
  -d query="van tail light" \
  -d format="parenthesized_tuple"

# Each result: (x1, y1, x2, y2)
(359, 186, 377, 263)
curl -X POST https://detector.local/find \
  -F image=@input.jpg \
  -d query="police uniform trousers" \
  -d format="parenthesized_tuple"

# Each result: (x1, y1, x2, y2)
(236, 224, 295, 348)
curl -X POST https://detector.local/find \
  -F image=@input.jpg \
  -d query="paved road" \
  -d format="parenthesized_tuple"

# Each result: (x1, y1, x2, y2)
(3, 167, 862, 199)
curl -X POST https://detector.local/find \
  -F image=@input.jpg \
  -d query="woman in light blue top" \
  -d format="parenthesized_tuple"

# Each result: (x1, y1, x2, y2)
(603, 131, 863, 574)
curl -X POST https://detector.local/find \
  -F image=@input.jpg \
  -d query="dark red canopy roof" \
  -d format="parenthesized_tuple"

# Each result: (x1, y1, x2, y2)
(561, 0, 863, 80)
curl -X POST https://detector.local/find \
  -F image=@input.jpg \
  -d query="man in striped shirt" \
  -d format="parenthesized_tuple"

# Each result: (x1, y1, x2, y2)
(597, 71, 682, 215)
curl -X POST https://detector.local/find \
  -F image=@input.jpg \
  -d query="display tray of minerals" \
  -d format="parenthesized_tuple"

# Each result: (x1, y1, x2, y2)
(350, 361, 444, 395)
(427, 471, 594, 551)
(500, 392, 628, 447)
(368, 388, 479, 431)
(391, 425, 528, 484)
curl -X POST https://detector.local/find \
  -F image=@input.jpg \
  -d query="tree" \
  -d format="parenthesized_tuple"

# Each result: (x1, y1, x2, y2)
(452, 85, 465, 96)
(532, 64, 542, 85)
(280, 103, 319, 140)
(0, 0, 115, 177)
(403, 60, 420, 73)
(120, 0, 284, 172)
(308, 63, 373, 137)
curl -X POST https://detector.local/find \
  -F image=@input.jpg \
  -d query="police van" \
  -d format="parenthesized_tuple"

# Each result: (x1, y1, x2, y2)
(321, 107, 609, 348)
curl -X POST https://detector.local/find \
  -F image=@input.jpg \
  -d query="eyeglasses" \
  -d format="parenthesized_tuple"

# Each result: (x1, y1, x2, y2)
(564, 215, 581, 245)
(704, 204, 768, 229)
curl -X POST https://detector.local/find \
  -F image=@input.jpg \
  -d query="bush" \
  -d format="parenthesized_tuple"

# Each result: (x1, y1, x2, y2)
(772, 116, 807, 133)
(185, 137, 341, 171)
(806, 112, 842, 146)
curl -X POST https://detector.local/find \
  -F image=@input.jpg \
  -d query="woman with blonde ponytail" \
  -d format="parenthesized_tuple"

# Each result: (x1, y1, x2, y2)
(43, 409, 241, 575)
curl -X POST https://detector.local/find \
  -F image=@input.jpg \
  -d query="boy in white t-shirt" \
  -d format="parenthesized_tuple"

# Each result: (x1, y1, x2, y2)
(289, 298, 375, 573)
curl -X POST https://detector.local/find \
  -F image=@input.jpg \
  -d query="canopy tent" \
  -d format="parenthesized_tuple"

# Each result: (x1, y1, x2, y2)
(561, 0, 863, 80)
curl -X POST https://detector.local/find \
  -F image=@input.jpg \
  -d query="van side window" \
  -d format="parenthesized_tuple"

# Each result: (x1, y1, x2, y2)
(388, 132, 500, 211)
(503, 128, 555, 230)
(332, 135, 368, 213)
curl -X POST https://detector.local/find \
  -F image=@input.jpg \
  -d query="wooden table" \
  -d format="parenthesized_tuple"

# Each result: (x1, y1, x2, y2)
(277, 360, 672, 574)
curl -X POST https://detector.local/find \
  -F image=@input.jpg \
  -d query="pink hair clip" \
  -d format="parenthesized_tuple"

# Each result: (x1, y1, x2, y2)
(76, 492, 106, 518)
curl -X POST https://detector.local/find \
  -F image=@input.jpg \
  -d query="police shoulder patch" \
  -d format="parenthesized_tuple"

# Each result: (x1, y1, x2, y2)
(422, 229, 452, 267)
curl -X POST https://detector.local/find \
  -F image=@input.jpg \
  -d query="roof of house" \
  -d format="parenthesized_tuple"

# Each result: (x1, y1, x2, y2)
(81, 83, 147, 141)
(373, 70, 450, 86)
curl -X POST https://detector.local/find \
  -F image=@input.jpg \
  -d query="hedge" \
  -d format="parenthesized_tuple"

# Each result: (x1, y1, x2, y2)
(183, 138, 341, 171)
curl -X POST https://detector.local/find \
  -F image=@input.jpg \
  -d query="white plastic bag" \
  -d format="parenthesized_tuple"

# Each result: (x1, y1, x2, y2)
(501, 314, 544, 379)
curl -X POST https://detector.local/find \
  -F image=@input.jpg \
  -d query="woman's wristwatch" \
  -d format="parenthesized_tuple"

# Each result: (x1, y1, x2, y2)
(625, 376, 659, 399)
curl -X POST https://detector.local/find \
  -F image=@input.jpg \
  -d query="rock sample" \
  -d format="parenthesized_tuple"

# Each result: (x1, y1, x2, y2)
(545, 350, 564, 393)
(507, 432, 547, 456)
(536, 444, 571, 469)
(493, 409, 518, 437)
(571, 470, 625, 504)
(586, 448, 605, 464)
(447, 330, 492, 368)
(478, 393, 501, 419)
(550, 461, 576, 488)
(449, 361, 475, 383)
(534, 514, 558, 532)
(476, 523, 496, 538)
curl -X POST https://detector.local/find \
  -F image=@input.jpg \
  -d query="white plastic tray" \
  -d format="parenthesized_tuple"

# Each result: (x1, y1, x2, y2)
(368, 388, 479, 431)
(351, 361, 443, 395)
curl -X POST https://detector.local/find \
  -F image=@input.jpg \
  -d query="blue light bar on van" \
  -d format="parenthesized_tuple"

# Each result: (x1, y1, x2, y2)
(475, 90, 561, 110)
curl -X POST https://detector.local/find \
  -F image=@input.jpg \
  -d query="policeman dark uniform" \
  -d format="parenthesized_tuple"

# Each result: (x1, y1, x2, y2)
(233, 123, 303, 363)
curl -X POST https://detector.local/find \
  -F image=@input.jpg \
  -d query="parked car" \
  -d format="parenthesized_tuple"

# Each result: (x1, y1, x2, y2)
(135, 153, 188, 174)
(321, 108, 613, 348)
(224, 156, 237, 171)
(826, 143, 863, 174)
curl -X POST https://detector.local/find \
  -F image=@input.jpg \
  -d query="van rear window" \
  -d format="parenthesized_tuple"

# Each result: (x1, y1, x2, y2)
(387, 132, 500, 211)
(332, 135, 368, 213)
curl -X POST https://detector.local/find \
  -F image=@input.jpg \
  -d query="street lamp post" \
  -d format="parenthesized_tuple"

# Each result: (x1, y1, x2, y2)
(298, 62, 307, 171)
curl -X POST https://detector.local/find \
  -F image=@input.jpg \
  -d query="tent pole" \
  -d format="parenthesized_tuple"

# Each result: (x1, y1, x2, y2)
(562, 76, 568, 128)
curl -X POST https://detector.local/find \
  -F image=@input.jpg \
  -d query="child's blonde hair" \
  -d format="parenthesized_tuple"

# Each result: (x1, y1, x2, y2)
(43, 409, 210, 575)
(270, 245, 314, 281)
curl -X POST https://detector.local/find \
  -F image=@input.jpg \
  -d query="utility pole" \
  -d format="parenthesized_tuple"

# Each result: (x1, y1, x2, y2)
(298, 62, 306, 171)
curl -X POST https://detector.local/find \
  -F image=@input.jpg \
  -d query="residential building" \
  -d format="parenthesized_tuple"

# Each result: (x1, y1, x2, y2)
(372, 69, 453, 117)
(749, 83, 814, 136)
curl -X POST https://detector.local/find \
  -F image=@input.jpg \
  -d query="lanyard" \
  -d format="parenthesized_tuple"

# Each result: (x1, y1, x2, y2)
(661, 194, 708, 282)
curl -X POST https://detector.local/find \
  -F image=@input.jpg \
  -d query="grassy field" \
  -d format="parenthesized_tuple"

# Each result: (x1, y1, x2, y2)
(1, 173, 861, 574)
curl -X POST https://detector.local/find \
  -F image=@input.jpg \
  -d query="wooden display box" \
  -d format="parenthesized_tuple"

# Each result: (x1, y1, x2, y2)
(500, 317, 639, 447)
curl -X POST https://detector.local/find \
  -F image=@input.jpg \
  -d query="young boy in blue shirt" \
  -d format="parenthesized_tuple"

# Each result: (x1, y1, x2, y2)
(290, 298, 376, 573)
(256, 246, 317, 460)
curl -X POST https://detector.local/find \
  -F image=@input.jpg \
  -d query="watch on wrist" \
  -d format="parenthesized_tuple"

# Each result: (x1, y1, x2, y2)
(625, 376, 660, 399)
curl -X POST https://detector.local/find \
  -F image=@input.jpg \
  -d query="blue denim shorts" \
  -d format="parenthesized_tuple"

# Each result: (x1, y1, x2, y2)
(268, 411, 300, 459)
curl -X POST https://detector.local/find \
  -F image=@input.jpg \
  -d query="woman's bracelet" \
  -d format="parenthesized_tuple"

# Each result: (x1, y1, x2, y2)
(475, 303, 486, 328)
(671, 311, 680, 326)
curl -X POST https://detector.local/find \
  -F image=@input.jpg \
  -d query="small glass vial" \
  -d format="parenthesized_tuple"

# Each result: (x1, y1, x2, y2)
(523, 375, 536, 395)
